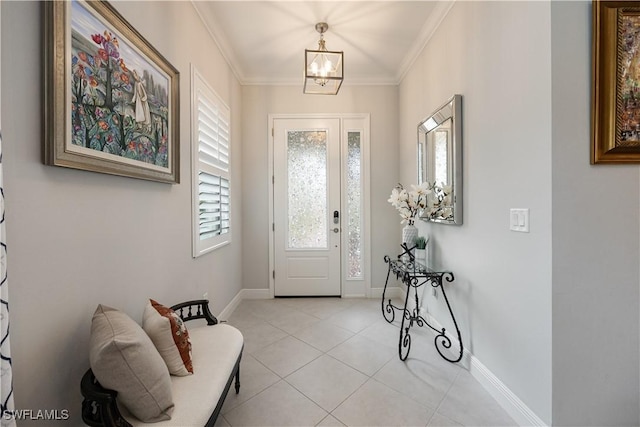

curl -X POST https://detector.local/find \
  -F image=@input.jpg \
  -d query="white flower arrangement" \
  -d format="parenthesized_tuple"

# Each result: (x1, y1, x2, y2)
(388, 181, 453, 224)
(387, 182, 430, 225)
(422, 182, 454, 221)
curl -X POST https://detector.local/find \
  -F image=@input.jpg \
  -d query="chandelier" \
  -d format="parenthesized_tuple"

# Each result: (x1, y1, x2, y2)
(303, 22, 343, 95)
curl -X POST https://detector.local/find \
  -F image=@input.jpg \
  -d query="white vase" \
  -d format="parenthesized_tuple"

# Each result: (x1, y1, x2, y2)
(402, 224, 418, 261)
(415, 248, 426, 265)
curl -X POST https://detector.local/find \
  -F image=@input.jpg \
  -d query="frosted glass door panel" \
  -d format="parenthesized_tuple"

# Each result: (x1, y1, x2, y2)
(346, 131, 362, 279)
(287, 131, 327, 249)
(273, 118, 341, 296)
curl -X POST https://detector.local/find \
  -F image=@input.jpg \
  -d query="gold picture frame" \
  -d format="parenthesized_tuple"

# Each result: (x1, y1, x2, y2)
(43, 0, 180, 183)
(592, 0, 640, 163)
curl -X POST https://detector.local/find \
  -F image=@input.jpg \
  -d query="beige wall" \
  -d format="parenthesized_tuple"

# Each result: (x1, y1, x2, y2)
(551, 2, 639, 425)
(1, 2, 243, 424)
(399, 1, 553, 422)
(241, 85, 400, 293)
(399, 1, 640, 425)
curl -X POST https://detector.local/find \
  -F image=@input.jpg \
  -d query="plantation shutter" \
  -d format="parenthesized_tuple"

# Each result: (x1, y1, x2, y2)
(192, 67, 231, 257)
(198, 173, 230, 239)
(197, 91, 230, 172)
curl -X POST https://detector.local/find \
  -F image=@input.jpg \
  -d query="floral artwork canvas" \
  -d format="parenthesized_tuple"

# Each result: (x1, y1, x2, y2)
(43, 0, 179, 183)
(70, 0, 170, 169)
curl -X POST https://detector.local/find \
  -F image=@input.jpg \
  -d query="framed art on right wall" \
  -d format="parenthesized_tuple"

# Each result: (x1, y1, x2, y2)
(592, 0, 640, 163)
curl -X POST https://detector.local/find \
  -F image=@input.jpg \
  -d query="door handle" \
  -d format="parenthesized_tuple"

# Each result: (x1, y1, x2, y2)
(332, 228, 340, 233)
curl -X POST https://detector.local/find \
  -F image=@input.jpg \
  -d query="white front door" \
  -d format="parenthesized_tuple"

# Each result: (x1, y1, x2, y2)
(273, 118, 341, 296)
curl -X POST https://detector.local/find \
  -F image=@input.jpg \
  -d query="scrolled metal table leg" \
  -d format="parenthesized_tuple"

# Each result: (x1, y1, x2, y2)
(433, 272, 463, 363)
(398, 274, 417, 361)
(381, 256, 395, 323)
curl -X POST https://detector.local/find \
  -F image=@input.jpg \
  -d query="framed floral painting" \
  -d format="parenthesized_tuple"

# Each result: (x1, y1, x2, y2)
(43, 0, 180, 183)
(592, 0, 640, 164)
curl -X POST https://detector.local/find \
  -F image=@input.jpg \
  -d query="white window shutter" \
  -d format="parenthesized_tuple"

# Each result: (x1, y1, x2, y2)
(191, 66, 231, 257)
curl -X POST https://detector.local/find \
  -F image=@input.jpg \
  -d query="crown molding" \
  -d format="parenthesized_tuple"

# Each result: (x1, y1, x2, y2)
(395, 0, 456, 84)
(191, 0, 455, 87)
(191, 0, 246, 83)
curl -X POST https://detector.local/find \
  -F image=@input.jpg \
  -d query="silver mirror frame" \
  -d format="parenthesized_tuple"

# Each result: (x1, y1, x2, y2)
(417, 94, 463, 225)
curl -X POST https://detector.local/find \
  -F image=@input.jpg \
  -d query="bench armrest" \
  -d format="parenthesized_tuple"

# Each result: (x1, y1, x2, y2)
(171, 299, 218, 325)
(81, 369, 132, 427)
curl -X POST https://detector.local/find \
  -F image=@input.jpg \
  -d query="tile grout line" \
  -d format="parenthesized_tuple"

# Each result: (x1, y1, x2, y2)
(275, 312, 352, 426)
(282, 317, 381, 427)
(428, 368, 464, 426)
(227, 299, 511, 427)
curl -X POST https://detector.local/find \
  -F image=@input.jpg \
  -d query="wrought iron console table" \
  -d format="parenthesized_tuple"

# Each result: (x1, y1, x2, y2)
(382, 251, 463, 363)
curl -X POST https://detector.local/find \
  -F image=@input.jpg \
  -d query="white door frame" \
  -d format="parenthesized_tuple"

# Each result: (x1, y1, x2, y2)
(268, 113, 371, 298)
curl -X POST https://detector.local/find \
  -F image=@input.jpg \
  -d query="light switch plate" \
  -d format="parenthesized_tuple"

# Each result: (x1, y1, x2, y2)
(510, 208, 529, 232)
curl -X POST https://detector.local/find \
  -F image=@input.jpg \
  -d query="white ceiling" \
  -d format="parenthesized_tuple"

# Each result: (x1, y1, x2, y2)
(191, 1, 453, 86)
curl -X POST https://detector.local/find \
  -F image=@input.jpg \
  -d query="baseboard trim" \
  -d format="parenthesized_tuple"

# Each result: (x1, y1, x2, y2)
(469, 357, 547, 427)
(219, 288, 269, 320)
(240, 288, 271, 300)
(218, 290, 244, 320)
(370, 286, 402, 300)
(403, 289, 547, 426)
(342, 293, 368, 298)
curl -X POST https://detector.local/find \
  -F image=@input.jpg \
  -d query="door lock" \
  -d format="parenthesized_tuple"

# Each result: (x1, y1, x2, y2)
(333, 210, 340, 224)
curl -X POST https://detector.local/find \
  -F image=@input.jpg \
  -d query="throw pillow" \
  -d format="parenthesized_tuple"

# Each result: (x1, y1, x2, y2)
(142, 299, 194, 376)
(89, 304, 174, 422)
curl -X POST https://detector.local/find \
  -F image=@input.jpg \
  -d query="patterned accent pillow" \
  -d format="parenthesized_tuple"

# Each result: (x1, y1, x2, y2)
(143, 299, 194, 376)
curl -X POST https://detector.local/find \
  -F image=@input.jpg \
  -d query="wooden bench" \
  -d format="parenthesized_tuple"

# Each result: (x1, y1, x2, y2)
(81, 300, 243, 427)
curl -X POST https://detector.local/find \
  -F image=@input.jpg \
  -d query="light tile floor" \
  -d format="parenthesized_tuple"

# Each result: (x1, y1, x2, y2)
(216, 297, 517, 427)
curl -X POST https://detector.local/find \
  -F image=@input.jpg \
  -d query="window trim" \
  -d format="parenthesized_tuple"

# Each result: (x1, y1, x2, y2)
(191, 65, 231, 257)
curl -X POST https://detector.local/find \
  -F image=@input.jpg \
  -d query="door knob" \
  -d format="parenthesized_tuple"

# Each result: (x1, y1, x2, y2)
(333, 228, 340, 233)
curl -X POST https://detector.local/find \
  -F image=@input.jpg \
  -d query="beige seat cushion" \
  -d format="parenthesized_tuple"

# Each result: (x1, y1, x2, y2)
(120, 323, 244, 426)
(89, 304, 174, 422)
(143, 299, 194, 376)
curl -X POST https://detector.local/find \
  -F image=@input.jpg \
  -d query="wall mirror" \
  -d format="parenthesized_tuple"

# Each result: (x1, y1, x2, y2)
(417, 94, 462, 225)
